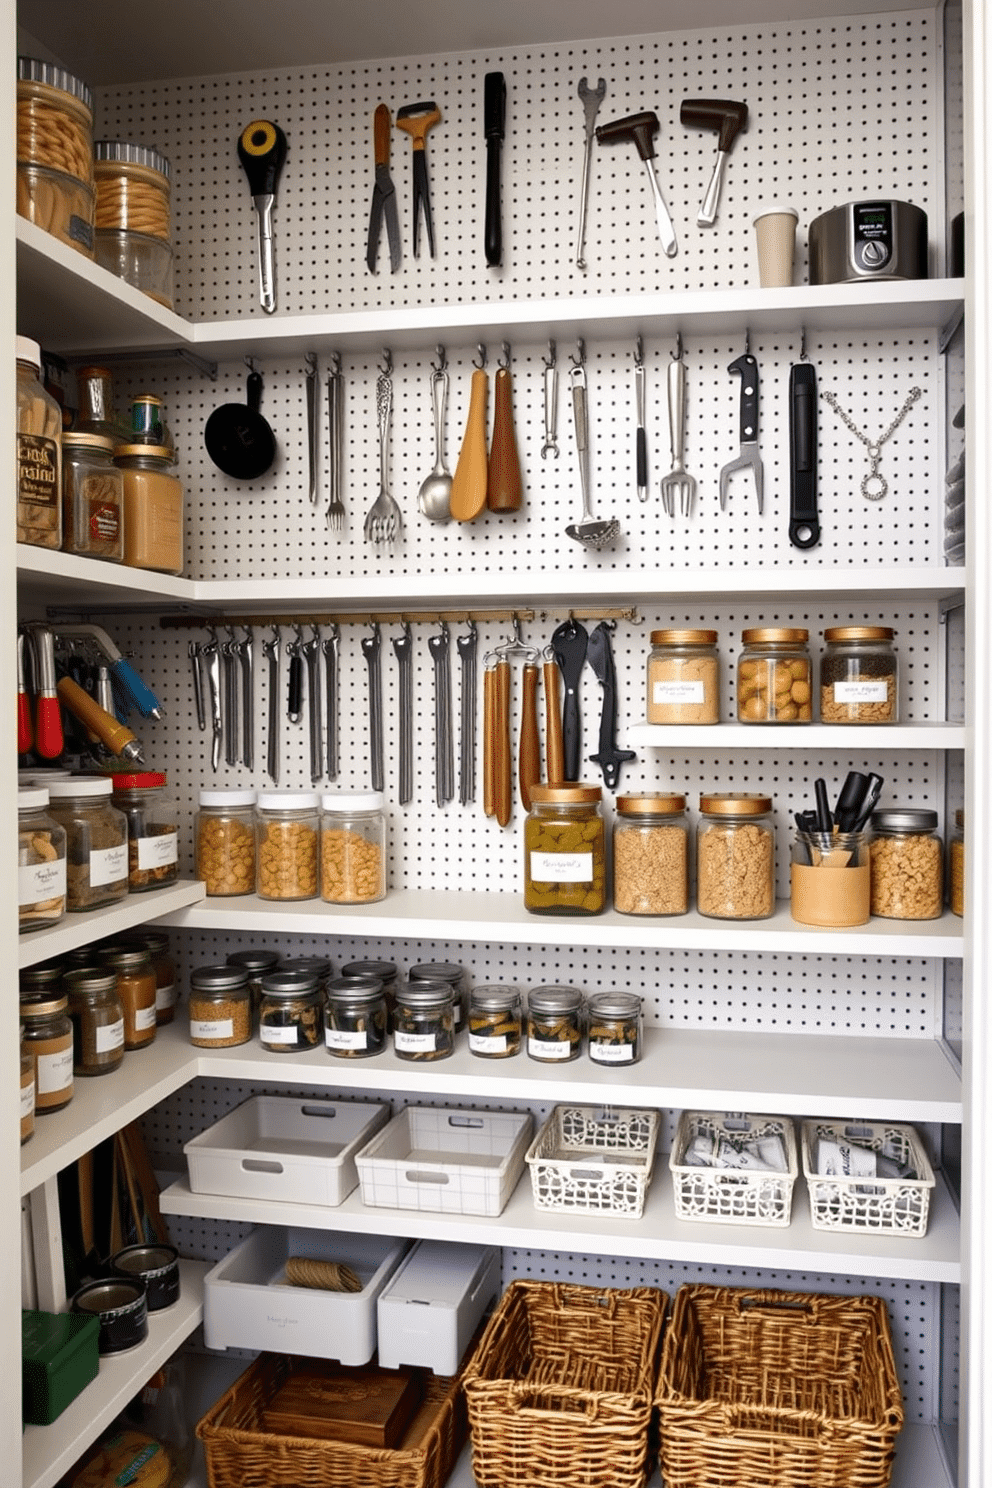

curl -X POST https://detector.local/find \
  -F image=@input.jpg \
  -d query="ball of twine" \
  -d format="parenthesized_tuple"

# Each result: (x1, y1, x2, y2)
(284, 1256, 362, 1292)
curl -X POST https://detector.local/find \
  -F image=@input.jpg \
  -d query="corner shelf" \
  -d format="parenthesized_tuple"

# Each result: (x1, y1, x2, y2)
(19, 880, 206, 971)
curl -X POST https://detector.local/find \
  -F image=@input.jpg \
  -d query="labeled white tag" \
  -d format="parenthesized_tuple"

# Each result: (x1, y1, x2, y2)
(190, 1018, 234, 1041)
(19, 857, 66, 907)
(653, 680, 705, 705)
(136, 1004, 157, 1031)
(90, 842, 128, 886)
(590, 1040, 634, 1063)
(528, 1037, 571, 1060)
(833, 680, 889, 704)
(137, 833, 178, 869)
(470, 1032, 508, 1054)
(395, 1029, 436, 1052)
(37, 1046, 73, 1094)
(326, 1028, 367, 1050)
(530, 851, 592, 883)
(263, 1024, 299, 1045)
(96, 1019, 125, 1053)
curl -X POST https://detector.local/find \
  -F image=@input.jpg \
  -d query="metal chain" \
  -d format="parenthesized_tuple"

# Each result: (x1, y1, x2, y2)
(821, 386, 922, 501)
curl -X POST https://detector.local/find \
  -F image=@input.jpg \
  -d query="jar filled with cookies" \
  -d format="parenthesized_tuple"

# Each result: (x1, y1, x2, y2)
(17, 336, 62, 550)
(18, 787, 66, 932)
(196, 789, 257, 895)
(736, 628, 812, 723)
(17, 56, 95, 257)
(255, 791, 320, 900)
(62, 433, 124, 561)
(94, 141, 174, 308)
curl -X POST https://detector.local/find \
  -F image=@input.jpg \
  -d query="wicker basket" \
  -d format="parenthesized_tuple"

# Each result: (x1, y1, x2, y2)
(801, 1119, 936, 1237)
(525, 1104, 660, 1219)
(462, 1279, 667, 1488)
(669, 1110, 797, 1227)
(196, 1352, 466, 1488)
(657, 1284, 904, 1488)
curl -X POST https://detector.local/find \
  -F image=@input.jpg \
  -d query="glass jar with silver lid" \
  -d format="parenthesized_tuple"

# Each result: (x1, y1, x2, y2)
(324, 976, 387, 1059)
(526, 985, 584, 1063)
(409, 961, 468, 1028)
(258, 968, 322, 1051)
(468, 985, 522, 1059)
(393, 980, 455, 1061)
(587, 991, 643, 1066)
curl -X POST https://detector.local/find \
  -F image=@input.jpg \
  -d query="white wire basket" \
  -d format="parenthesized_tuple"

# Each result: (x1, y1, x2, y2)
(525, 1104, 660, 1219)
(669, 1111, 798, 1228)
(801, 1119, 936, 1237)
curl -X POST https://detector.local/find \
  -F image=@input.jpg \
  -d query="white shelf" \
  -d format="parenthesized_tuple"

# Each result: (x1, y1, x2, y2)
(19, 880, 206, 971)
(160, 889, 964, 958)
(628, 721, 966, 750)
(21, 1260, 207, 1488)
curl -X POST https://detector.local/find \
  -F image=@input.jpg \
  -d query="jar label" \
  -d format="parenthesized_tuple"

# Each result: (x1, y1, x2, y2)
(96, 1019, 125, 1053)
(653, 679, 705, 704)
(37, 1045, 73, 1094)
(470, 1032, 508, 1054)
(262, 1024, 299, 1045)
(89, 501, 121, 544)
(590, 1039, 634, 1063)
(135, 1004, 157, 1031)
(326, 1027, 367, 1051)
(530, 851, 593, 883)
(19, 856, 66, 906)
(156, 982, 177, 1011)
(833, 680, 889, 703)
(191, 1018, 234, 1041)
(395, 1029, 436, 1053)
(90, 842, 128, 886)
(21, 1078, 35, 1120)
(138, 832, 178, 869)
(528, 1036, 571, 1059)
(17, 433, 59, 511)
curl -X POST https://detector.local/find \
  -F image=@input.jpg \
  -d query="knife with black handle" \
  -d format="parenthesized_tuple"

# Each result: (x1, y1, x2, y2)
(484, 72, 506, 265)
(789, 360, 820, 549)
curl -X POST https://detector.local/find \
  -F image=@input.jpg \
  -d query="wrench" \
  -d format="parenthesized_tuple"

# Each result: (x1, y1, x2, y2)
(361, 623, 384, 791)
(391, 622, 414, 805)
(719, 353, 763, 514)
(428, 621, 454, 807)
(322, 624, 340, 780)
(456, 619, 478, 805)
(262, 625, 280, 783)
(575, 76, 606, 270)
(301, 624, 322, 784)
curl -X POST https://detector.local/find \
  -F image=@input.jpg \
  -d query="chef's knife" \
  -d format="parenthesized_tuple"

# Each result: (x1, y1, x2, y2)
(789, 360, 820, 549)
(237, 119, 287, 314)
(484, 72, 506, 266)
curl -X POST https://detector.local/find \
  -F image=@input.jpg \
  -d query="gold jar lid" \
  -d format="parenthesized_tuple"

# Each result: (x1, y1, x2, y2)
(823, 626, 894, 642)
(62, 432, 116, 454)
(699, 791, 772, 815)
(114, 442, 174, 461)
(650, 628, 718, 645)
(529, 784, 602, 804)
(741, 627, 808, 644)
(616, 792, 686, 815)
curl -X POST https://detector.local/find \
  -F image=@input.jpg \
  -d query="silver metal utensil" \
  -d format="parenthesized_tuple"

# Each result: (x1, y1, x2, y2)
(565, 349, 621, 547)
(322, 624, 340, 780)
(262, 625, 280, 784)
(364, 357, 402, 545)
(418, 350, 452, 522)
(326, 354, 345, 532)
(305, 353, 319, 504)
(391, 622, 414, 805)
(361, 623, 385, 790)
(660, 343, 697, 517)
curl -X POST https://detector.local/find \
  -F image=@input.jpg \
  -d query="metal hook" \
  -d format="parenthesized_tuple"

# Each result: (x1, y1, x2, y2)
(329, 350, 342, 376)
(633, 335, 644, 368)
(432, 344, 447, 374)
(744, 327, 751, 356)
(244, 356, 256, 373)
(305, 352, 317, 374)
(379, 347, 392, 376)
(473, 343, 487, 369)
(671, 332, 684, 362)
(543, 338, 557, 369)
(799, 326, 808, 362)
(570, 338, 586, 368)
(498, 342, 511, 370)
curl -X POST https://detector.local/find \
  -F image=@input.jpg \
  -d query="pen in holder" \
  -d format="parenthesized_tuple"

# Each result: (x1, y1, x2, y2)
(790, 829, 870, 926)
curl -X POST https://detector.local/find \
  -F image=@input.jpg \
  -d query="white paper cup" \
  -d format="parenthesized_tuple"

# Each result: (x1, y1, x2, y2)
(753, 204, 799, 287)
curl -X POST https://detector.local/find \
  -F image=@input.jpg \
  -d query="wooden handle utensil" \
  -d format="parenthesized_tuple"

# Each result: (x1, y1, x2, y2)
(488, 365, 522, 510)
(450, 368, 489, 521)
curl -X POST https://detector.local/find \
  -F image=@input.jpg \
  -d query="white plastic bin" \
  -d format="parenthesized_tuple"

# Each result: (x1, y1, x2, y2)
(356, 1106, 533, 1216)
(377, 1239, 501, 1374)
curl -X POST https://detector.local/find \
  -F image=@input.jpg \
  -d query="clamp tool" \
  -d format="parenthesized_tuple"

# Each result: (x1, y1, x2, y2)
(367, 104, 401, 273)
(719, 352, 763, 513)
(396, 100, 441, 257)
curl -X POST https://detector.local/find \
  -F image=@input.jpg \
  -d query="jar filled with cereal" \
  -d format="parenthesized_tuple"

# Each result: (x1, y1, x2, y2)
(646, 629, 719, 724)
(737, 628, 812, 723)
(320, 790, 387, 903)
(255, 791, 319, 900)
(869, 808, 943, 920)
(18, 787, 66, 932)
(188, 966, 252, 1048)
(697, 793, 775, 920)
(524, 784, 606, 915)
(196, 789, 257, 895)
(819, 626, 898, 723)
(613, 793, 688, 916)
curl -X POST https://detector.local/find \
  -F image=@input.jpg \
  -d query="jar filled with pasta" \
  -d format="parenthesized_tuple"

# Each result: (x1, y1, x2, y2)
(94, 141, 174, 308)
(255, 791, 320, 900)
(196, 789, 257, 895)
(17, 56, 95, 257)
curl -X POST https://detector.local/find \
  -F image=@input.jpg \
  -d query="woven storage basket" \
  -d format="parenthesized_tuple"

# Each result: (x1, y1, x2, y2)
(669, 1110, 797, 1227)
(801, 1119, 936, 1237)
(196, 1352, 466, 1488)
(657, 1284, 904, 1488)
(525, 1104, 660, 1219)
(462, 1279, 667, 1488)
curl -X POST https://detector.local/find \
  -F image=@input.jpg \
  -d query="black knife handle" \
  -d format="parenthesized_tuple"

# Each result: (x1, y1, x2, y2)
(636, 426, 648, 489)
(287, 652, 303, 721)
(729, 354, 759, 442)
(789, 361, 820, 549)
(484, 73, 505, 265)
(586, 623, 636, 791)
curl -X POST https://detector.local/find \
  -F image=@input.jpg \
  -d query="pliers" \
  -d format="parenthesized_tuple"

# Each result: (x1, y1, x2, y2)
(396, 100, 441, 257)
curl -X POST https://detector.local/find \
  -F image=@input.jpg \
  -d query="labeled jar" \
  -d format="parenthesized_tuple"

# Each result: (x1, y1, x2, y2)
(697, 793, 776, 920)
(869, 808, 944, 920)
(324, 978, 388, 1058)
(112, 772, 179, 892)
(17, 335, 62, 549)
(47, 778, 129, 911)
(393, 980, 455, 1061)
(524, 784, 606, 916)
(188, 966, 252, 1048)
(21, 993, 74, 1112)
(21, 1026, 35, 1144)
(819, 626, 898, 723)
(122, 928, 177, 1024)
(61, 433, 124, 561)
(646, 629, 720, 724)
(75, 365, 126, 443)
(587, 991, 643, 1066)
(737, 628, 812, 723)
(94, 141, 174, 308)
(791, 830, 870, 927)
(255, 791, 320, 900)
(98, 945, 157, 1050)
(196, 789, 257, 896)
(64, 967, 125, 1076)
(469, 985, 522, 1059)
(17, 57, 95, 256)
(114, 444, 184, 574)
(20, 962, 65, 998)
(409, 962, 468, 1029)
(320, 790, 387, 903)
(527, 985, 584, 1063)
(258, 970, 322, 1051)
(613, 793, 689, 916)
(18, 787, 67, 932)
(950, 810, 964, 917)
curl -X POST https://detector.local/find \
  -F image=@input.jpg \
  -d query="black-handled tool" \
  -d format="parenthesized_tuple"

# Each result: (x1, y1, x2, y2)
(595, 110, 677, 257)
(551, 617, 588, 783)
(719, 353, 763, 513)
(484, 72, 506, 265)
(679, 98, 748, 226)
(851, 773, 885, 833)
(287, 647, 303, 724)
(396, 101, 441, 257)
(789, 360, 820, 549)
(834, 771, 869, 832)
(586, 622, 636, 790)
(237, 119, 287, 314)
(814, 778, 834, 833)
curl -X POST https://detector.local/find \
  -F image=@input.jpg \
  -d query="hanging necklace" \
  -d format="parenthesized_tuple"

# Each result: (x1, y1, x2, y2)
(821, 385, 921, 501)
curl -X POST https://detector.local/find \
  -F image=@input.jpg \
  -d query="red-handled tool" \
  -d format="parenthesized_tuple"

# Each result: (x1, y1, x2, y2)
(17, 631, 32, 755)
(26, 624, 63, 759)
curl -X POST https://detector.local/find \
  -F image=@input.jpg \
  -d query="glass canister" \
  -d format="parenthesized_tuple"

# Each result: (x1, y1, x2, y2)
(20, 962, 65, 998)
(21, 993, 74, 1113)
(64, 967, 125, 1076)
(196, 789, 257, 896)
(869, 808, 944, 920)
(16, 57, 95, 257)
(393, 980, 455, 1061)
(324, 978, 388, 1059)
(950, 810, 964, 917)
(94, 141, 175, 308)
(188, 966, 252, 1048)
(18, 787, 67, 931)
(255, 791, 320, 901)
(112, 772, 179, 892)
(46, 778, 129, 911)
(526, 985, 584, 1064)
(524, 784, 606, 915)
(121, 928, 177, 1024)
(409, 962, 468, 1029)
(21, 1025, 35, 1144)
(646, 628, 720, 724)
(587, 991, 643, 1066)
(819, 626, 898, 723)
(61, 433, 125, 561)
(468, 985, 522, 1059)
(613, 793, 689, 916)
(279, 956, 333, 995)
(17, 335, 62, 549)
(258, 969, 323, 1051)
(342, 959, 398, 1027)
(320, 790, 387, 903)
(114, 443, 184, 575)
(75, 365, 126, 443)
(697, 793, 776, 920)
(98, 945, 157, 1050)
(736, 628, 812, 723)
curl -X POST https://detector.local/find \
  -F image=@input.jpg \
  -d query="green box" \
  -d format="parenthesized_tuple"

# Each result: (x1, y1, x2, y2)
(22, 1309, 100, 1426)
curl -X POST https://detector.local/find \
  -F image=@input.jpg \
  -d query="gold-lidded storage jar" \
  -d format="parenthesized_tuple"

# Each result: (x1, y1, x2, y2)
(697, 792, 776, 920)
(737, 627, 812, 723)
(524, 783, 606, 915)
(114, 443, 184, 575)
(819, 625, 898, 723)
(21, 992, 74, 1113)
(646, 628, 720, 724)
(17, 56, 95, 257)
(613, 792, 689, 916)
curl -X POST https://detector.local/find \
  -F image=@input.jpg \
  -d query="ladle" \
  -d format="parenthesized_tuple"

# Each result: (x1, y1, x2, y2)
(418, 365, 452, 522)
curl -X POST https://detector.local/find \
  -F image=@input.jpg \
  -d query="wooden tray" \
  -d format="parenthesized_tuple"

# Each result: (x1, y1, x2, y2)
(262, 1360, 425, 1448)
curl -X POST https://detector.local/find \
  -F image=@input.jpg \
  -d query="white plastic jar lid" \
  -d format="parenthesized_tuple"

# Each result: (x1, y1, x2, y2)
(48, 777, 112, 798)
(18, 787, 49, 809)
(256, 790, 320, 810)
(320, 791, 386, 812)
(199, 788, 257, 807)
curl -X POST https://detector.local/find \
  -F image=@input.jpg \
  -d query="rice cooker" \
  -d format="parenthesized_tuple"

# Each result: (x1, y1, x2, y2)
(809, 200, 928, 283)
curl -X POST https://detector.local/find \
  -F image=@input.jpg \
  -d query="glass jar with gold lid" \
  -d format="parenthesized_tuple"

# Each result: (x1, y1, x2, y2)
(737, 628, 812, 723)
(697, 792, 775, 920)
(646, 629, 719, 724)
(524, 784, 605, 915)
(819, 626, 898, 723)
(613, 793, 689, 916)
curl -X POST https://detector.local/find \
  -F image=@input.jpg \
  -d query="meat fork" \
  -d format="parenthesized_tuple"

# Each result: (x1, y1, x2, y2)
(660, 339, 697, 517)
(364, 354, 402, 544)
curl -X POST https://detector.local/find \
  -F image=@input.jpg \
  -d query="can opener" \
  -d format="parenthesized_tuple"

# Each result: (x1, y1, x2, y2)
(586, 621, 636, 790)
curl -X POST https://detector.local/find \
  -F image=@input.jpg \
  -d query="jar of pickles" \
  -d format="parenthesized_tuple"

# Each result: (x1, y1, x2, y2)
(393, 981, 455, 1061)
(64, 967, 125, 1076)
(697, 793, 776, 920)
(468, 985, 522, 1059)
(258, 969, 322, 1052)
(526, 985, 584, 1064)
(736, 628, 812, 723)
(324, 978, 388, 1059)
(18, 787, 66, 932)
(819, 626, 898, 723)
(21, 993, 74, 1113)
(196, 790, 257, 896)
(98, 945, 157, 1049)
(524, 785, 606, 915)
(587, 991, 643, 1066)
(255, 791, 320, 901)
(613, 793, 688, 916)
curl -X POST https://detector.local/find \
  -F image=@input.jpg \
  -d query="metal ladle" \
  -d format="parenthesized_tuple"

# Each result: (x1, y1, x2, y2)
(418, 351, 452, 522)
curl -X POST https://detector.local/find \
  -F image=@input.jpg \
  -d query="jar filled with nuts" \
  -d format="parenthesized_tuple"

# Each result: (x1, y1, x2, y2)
(196, 789, 257, 896)
(98, 944, 157, 1049)
(16, 57, 95, 257)
(950, 810, 964, 917)
(21, 992, 74, 1113)
(393, 980, 455, 1061)
(17, 335, 63, 549)
(613, 793, 689, 916)
(324, 978, 388, 1059)
(736, 628, 812, 723)
(188, 966, 252, 1048)
(697, 793, 776, 920)
(47, 778, 129, 911)
(64, 967, 125, 1076)
(255, 791, 320, 901)
(524, 784, 606, 916)
(469, 985, 522, 1059)
(259, 969, 323, 1052)
(61, 433, 124, 561)
(587, 991, 643, 1066)
(819, 626, 898, 723)
(646, 629, 720, 724)
(112, 772, 178, 892)
(18, 787, 66, 932)
(320, 790, 387, 903)
(869, 808, 944, 920)
(527, 985, 584, 1063)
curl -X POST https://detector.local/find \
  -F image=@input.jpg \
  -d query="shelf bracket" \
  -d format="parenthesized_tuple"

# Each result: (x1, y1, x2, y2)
(63, 347, 219, 381)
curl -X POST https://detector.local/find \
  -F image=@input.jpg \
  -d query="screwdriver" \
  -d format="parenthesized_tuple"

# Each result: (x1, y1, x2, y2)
(595, 110, 678, 257)
(237, 119, 287, 313)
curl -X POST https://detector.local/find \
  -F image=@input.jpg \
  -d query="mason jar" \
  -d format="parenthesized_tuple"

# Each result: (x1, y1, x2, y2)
(255, 791, 320, 901)
(21, 993, 74, 1113)
(258, 969, 323, 1052)
(342, 959, 398, 1028)
(188, 966, 252, 1048)
(114, 443, 184, 575)
(697, 793, 775, 920)
(121, 928, 177, 1024)
(18, 786, 67, 932)
(47, 778, 128, 911)
(21, 1025, 35, 1144)
(736, 628, 812, 723)
(646, 628, 720, 724)
(324, 978, 388, 1059)
(468, 985, 522, 1059)
(64, 967, 125, 1075)
(524, 784, 606, 915)
(226, 948, 280, 1015)
(613, 793, 689, 916)
(320, 790, 387, 903)
(819, 626, 898, 724)
(526, 985, 584, 1063)
(196, 789, 257, 896)
(393, 980, 455, 1061)
(587, 991, 643, 1066)
(111, 771, 178, 892)
(869, 808, 944, 920)
(409, 962, 468, 1029)
(61, 432, 124, 561)
(98, 944, 157, 1050)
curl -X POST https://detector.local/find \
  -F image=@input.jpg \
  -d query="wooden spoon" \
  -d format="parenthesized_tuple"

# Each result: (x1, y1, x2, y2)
(488, 364, 523, 510)
(450, 367, 489, 521)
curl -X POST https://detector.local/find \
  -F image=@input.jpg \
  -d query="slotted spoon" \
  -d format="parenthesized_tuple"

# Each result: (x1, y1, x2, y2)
(364, 371, 402, 544)
(566, 361, 620, 547)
